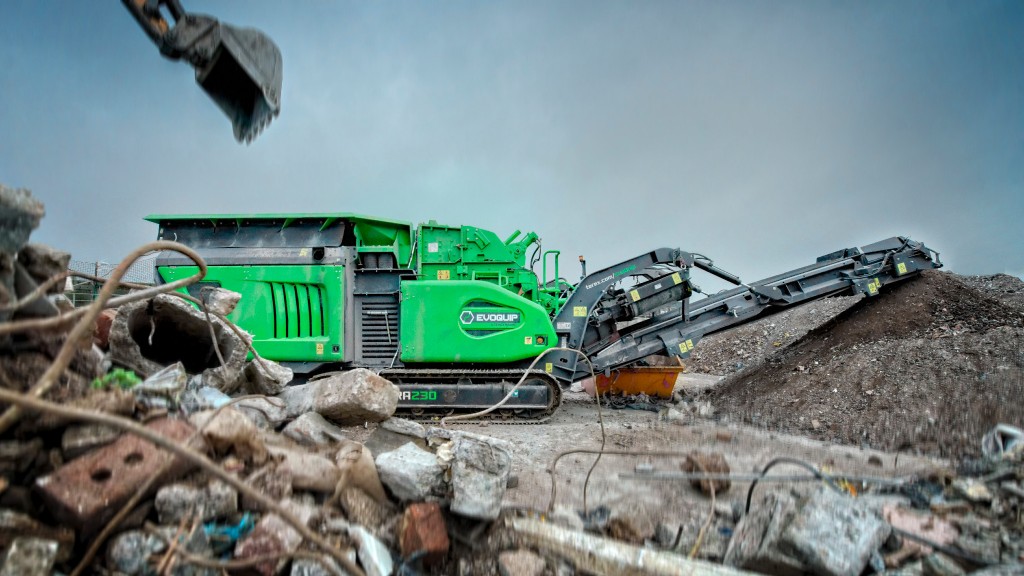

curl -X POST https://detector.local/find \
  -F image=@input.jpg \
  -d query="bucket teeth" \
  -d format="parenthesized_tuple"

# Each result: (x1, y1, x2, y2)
(236, 110, 277, 144)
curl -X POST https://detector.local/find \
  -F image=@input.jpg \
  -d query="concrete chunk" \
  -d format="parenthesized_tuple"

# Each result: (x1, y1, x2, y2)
(201, 287, 242, 316)
(336, 486, 398, 547)
(243, 358, 294, 396)
(282, 412, 349, 447)
(0, 439, 44, 475)
(316, 368, 398, 424)
(779, 487, 891, 576)
(268, 444, 342, 493)
(61, 423, 121, 460)
(278, 369, 398, 425)
(105, 531, 164, 575)
(449, 431, 514, 520)
(375, 442, 445, 502)
(0, 510, 75, 563)
(0, 537, 58, 576)
(290, 555, 353, 576)
(498, 549, 547, 576)
(381, 417, 427, 438)
(106, 527, 216, 576)
(109, 294, 249, 394)
(17, 243, 70, 294)
(0, 185, 44, 253)
(190, 407, 267, 464)
(512, 516, 756, 576)
(231, 395, 289, 430)
(724, 491, 805, 575)
(155, 480, 238, 524)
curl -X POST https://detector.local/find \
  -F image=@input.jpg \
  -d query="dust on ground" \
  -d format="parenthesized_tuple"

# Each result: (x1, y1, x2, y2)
(439, 387, 944, 563)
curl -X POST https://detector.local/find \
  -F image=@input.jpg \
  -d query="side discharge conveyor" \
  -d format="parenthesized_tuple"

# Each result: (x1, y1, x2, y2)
(148, 213, 941, 421)
(552, 237, 942, 383)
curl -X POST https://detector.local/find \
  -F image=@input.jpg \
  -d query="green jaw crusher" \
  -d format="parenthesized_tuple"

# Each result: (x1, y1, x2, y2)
(150, 213, 942, 420)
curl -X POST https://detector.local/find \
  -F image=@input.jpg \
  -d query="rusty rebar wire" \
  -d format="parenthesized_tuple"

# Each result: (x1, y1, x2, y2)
(619, 471, 908, 485)
(199, 287, 227, 368)
(547, 449, 696, 513)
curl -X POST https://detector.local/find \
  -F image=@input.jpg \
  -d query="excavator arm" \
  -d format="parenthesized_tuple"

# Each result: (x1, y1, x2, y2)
(122, 0, 282, 143)
(545, 237, 942, 383)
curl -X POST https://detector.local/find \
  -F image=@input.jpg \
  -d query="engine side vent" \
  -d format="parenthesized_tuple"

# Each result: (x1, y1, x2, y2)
(269, 282, 326, 338)
(357, 297, 399, 362)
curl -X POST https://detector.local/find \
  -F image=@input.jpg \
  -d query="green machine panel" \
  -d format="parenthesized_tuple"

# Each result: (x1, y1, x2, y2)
(400, 280, 556, 363)
(157, 264, 345, 362)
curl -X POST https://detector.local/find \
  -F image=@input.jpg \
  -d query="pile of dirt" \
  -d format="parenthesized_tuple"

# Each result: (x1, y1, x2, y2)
(704, 271, 1024, 461)
(685, 295, 862, 375)
(957, 273, 1024, 311)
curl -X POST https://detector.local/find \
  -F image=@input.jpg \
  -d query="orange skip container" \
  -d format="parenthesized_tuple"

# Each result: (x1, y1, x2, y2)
(592, 365, 685, 398)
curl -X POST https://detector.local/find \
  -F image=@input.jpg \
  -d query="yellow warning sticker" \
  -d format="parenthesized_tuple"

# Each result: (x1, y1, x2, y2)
(524, 336, 533, 345)
(299, 248, 309, 257)
(573, 306, 588, 317)
(868, 283, 878, 296)
(897, 262, 907, 275)
(679, 342, 686, 354)
(630, 289, 641, 302)
(873, 278, 881, 289)
(315, 343, 324, 355)
(545, 362, 553, 373)
(437, 270, 451, 280)
(671, 272, 682, 285)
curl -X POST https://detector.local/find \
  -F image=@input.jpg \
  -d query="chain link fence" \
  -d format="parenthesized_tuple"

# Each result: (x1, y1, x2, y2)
(66, 254, 157, 307)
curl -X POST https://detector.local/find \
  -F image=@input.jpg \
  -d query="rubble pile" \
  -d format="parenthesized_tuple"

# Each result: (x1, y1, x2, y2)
(705, 271, 1024, 460)
(0, 189, 523, 575)
(0, 185, 95, 403)
(510, 443, 1024, 575)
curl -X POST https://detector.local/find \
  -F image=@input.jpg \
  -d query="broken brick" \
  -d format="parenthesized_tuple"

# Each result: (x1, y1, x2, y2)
(35, 418, 196, 536)
(682, 451, 731, 495)
(92, 309, 118, 350)
(399, 502, 449, 567)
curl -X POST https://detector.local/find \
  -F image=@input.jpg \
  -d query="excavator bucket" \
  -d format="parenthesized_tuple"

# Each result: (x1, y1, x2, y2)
(122, 0, 282, 143)
(195, 23, 282, 143)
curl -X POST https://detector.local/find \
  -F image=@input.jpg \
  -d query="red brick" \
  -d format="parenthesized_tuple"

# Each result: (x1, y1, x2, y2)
(35, 418, 195, 536)
(399, 502, 449, 567)
(93, 309, 117, 349)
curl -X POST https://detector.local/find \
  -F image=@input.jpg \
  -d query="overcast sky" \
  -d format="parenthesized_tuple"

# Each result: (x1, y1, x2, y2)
(2, 1, 1021, 289)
